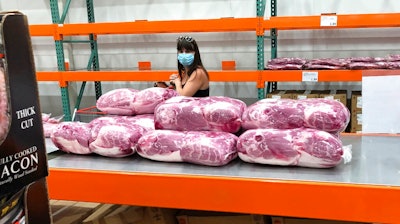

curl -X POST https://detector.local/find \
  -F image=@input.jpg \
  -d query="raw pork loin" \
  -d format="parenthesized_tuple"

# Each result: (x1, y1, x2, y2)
(51, 122, 92, 154)
(96, 88, 139, 115)
(154, 96, 246, 133)
(237, 128, 345, 168)
(42, 113, 64, 138)
(88, 116, 148, 157)
(96, 87, 177, 115)
(137, 130, 238, 166)
(242, 98, 350, 134)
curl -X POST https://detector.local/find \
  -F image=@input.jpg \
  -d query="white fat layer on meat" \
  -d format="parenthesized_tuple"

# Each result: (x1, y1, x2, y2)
(133, 119, 155, 130)
(238, 152, 299, 166)
(91, 145, 134, 157)
(55, 137, 91, 154)
(165, 96, 186, 103)
(303, 104, 334, 120)
(140, 150, 183, 162)
(297, 150, 340, 168)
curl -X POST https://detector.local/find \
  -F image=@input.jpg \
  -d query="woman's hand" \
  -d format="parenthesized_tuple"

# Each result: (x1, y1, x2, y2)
(169, 74, 180, 86)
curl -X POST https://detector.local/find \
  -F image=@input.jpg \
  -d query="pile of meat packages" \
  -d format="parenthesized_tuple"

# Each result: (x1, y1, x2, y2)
(49, 87, 352, 169)
(50, 87, 246, 167)
(138, 96, 246, 166)
(50, 87, 177, 158)
(266, 55, 400, 70)
(239, 98, 351, 168)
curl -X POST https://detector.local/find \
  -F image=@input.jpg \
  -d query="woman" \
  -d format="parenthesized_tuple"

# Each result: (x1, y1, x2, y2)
(156, 36, 209, 97)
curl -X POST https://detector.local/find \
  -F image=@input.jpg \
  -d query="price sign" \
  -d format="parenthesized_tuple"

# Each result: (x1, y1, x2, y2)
(320, 15, 337, 26)
(302, 71, 318, 82)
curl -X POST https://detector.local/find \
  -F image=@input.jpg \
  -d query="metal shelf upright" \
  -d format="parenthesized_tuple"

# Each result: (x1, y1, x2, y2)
(49, 0, 103, 121)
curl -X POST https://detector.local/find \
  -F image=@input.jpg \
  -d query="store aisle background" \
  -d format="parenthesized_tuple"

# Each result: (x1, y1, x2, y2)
(0, 0, 399, 115)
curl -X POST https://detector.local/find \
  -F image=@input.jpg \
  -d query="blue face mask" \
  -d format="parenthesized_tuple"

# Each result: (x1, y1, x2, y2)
(177, 53, 194, 66)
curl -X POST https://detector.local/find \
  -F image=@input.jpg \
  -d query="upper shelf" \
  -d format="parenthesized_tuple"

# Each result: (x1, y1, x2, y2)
(264, 12, 400, 30)
(29, 13, 400, 37)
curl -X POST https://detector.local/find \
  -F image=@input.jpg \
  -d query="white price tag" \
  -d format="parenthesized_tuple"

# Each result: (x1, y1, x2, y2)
(302, 71, 318, 82)
(320, 15, 337, 26)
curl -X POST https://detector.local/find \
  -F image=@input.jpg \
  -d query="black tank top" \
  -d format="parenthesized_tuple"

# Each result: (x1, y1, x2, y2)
(181, 84, 209, 97)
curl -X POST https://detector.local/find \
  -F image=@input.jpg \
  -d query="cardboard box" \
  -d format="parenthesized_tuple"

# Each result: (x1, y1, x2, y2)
(0, 11, 48, 196)
(319, 90, 347, 106)
(285, 90, 304, 99)
(271, 216, 367, 224)
(351, 91, 362, 112)
(351, 111, 362, 133)
(0, 11, 51, 224)
(176, 210, 266, 224)
(266, 90, 293, 99)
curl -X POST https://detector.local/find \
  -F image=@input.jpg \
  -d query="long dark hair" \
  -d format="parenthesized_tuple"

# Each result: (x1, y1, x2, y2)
(176, 36, 209, 79)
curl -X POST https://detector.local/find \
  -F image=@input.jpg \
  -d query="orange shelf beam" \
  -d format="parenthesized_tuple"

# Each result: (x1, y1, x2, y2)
(264, 13, 400, 30)
(36, 70, 363, 83)
(36, 70, 260, 83)
(29, 24, 57, 37)
(47, 168, 400, 224)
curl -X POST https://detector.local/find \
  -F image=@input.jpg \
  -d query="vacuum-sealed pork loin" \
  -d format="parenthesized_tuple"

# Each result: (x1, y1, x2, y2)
(87, 115, 150, 157)
(237, 128, 350, 168)
(242, 98, 350, 134)
(137, 130, 238, 166)
(51, 122, 92, 154)
(89, 121, 145, 158)
(0, 68, 10, 145)
(154, 96, 246, 133)
(97, 87, 177, 115)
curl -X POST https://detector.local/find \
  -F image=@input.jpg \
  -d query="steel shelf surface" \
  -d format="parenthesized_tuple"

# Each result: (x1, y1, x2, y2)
(46, 135, 400, 223)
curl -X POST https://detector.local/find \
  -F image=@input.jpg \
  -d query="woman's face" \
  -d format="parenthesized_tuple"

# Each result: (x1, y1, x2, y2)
(178, 48, 194, 54)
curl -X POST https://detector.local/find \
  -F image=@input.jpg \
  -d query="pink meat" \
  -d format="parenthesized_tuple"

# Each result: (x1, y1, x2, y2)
(97, 87, 177, 115)
(89, 115, 155, 134)
(42, 114, 64, 138)
(51, 122, 92, 154)
(137, 130, 185, 162)
(96, 88, 139, 115)
(242, 98, 350, 134)
(154, 96, 246, 133)
(89, 122, 145, 158)
(237, 128, 344, 168)
(43, 122, 59, 138)
(0, 68, 10, 145)
(137, 130, 238, 166)
(131, 87, 178, 114)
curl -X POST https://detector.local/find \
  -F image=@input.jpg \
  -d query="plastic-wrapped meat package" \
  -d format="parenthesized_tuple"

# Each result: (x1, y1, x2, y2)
(237, 128, 350, 168)
(0, 68, 10, 145)
(137, 130, 238, 166)
(96, 88, 139, 115)
(42, 113, 64, 138)
(242, 98, 350, 134)
(88, 116, 146, 157)
(97, 87, 177, 115)
(131, 87, 178, 114)
(154, 96, 246, 133)
(51, 122, 92, 154)
(89, 114, 155, 133)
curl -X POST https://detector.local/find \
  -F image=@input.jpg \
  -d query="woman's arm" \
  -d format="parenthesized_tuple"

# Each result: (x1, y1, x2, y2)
(174, 68, 207, 97)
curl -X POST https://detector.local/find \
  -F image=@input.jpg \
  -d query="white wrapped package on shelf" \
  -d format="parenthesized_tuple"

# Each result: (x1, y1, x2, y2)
(137, 130, 238, 166)
(237, 128, 351, 168)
